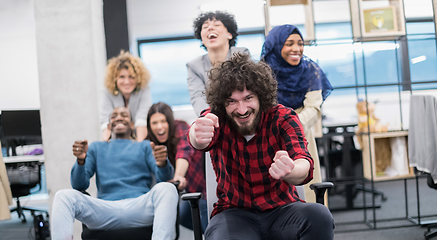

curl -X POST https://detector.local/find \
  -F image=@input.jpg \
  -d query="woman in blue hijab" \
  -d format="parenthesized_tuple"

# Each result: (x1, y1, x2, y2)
(261, 24, 333, 203)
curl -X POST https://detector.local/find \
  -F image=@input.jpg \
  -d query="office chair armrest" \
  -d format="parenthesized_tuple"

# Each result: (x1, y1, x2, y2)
(181, 192, 203, 240)
(181, 192, 202, 201)
(310, 182, 334, 205)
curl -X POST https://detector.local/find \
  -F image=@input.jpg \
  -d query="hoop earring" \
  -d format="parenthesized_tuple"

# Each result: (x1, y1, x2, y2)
(114, 81, 119, 95)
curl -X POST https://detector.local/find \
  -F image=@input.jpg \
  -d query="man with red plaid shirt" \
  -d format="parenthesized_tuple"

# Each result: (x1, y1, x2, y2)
(188, 53, 334, 240)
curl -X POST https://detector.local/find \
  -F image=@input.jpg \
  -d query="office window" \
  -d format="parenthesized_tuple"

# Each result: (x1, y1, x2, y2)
(309, 42, 356, 89)
(139, 38, 206, 107)
(406, 22, 437, 84)
(138, 32, 265, 107)
(406, 22, 435, 35)
(136, 4, 437, 127)
(237, 33, 266, 60)
(408, 39, 437, 82)
(360, 41, 400, 86)
(315, 22, 353, 40)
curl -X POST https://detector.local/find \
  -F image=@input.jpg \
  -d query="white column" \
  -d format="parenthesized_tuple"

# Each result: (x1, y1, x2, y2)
(34, 0, 106, 238)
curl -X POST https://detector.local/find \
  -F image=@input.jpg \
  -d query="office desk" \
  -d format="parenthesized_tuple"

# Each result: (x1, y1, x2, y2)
(3, 155, 44, 164)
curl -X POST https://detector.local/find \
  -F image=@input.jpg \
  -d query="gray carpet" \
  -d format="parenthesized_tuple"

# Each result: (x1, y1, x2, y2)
(0, 200, 49, 240)
(1, 177, 436, 240)
(332, 176, 437, 240)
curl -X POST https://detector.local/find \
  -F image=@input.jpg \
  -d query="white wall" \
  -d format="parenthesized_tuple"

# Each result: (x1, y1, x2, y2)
(0, 0, 40, 111)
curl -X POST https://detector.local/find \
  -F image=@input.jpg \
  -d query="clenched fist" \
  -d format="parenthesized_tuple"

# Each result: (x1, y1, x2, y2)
(150, 142, 168, 167)
(191, 113, 219, 148)
(269, 150, 295, 180)
(72, 140, 88, 165)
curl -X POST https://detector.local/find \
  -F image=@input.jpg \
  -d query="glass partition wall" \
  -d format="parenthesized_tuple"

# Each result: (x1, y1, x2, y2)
(263, 0, 437, 231)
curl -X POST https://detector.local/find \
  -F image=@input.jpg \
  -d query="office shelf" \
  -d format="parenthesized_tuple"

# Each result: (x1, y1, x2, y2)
(361, 131, 415, 181)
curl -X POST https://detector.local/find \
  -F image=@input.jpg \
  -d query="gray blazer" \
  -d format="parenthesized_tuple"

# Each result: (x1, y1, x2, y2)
(100, 86, 152, 130)
(186, 47, 249, 116)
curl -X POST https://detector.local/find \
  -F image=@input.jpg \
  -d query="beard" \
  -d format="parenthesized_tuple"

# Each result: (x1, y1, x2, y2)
(227, 109, 261, 136)
(112, 129, 132, 139)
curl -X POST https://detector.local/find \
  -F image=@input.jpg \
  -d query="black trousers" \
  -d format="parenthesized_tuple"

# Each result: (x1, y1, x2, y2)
(205, 202, 334, 240)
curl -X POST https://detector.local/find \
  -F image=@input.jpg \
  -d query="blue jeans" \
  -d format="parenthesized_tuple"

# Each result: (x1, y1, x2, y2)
(51, 182, 178, 240)
(205, 202, 334, 240)
(179, 197, 208, 233)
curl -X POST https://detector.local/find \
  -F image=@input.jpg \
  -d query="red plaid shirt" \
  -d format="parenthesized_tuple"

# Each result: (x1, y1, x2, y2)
(174, 120, 206, 198)
(189, 105, 314, 217)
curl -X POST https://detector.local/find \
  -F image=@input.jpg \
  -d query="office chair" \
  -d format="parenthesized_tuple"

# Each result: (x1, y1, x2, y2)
(8, 161, 47, 223)
(317, 125, 386, 211)
(181, 153, 334, 240)
(182, 182, 334, 240)
(424, 173, 437, 240)
(81, 181, 181, 240)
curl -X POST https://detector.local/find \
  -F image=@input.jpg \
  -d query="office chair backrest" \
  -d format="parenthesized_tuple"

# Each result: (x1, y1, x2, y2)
(205, 153, 215, 218)
(204, 153, 306, 220)
(427, 174, 437, 190)
(7, 163, 39, 187)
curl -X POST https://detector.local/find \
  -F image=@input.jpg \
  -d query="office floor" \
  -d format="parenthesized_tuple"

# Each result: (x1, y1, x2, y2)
(0, 194, 49, 240)
(1, 178, 436, 240)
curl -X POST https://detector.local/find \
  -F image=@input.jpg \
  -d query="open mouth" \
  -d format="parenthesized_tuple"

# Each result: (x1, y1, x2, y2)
(208, 33, 218, 39)
(288, 54, 301, 60)
(156, 131, 166, 137)
(119, 84, 135, 90)
(234, 112, 251, 123)
(155, 131, 168, 142)
(112, 121, 127, 129)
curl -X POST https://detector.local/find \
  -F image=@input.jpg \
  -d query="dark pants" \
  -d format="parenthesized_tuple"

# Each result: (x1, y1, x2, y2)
(205, 202, 334, 240)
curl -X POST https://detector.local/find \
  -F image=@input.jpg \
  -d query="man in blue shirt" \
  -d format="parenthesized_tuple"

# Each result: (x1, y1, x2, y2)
(51, 107, 177, 240)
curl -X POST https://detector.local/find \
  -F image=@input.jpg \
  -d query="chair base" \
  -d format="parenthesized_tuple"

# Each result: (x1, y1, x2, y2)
(82, 224, 153, 240)
(10, 205, 48, 223)
(425, 223, 437, 240)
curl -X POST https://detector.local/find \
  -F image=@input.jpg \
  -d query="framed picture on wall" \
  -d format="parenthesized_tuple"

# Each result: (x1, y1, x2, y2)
(363, 6, 397, 33)
(270, 0, 308, 5)
(361, 5, 400, 37)
(350, 0, 406, 40)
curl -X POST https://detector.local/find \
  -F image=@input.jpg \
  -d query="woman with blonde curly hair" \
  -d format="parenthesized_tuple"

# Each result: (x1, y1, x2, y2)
(100, 51, 152, 141)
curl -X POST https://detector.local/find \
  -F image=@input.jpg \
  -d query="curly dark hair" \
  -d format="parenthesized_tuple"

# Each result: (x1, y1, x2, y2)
(193, 11, 239, 50)
(206, 52, 278, 117)
(146, 102, 179, 167)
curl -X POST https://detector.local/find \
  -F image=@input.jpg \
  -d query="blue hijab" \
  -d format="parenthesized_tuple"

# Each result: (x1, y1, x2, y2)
(261, 25, 333, 110)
